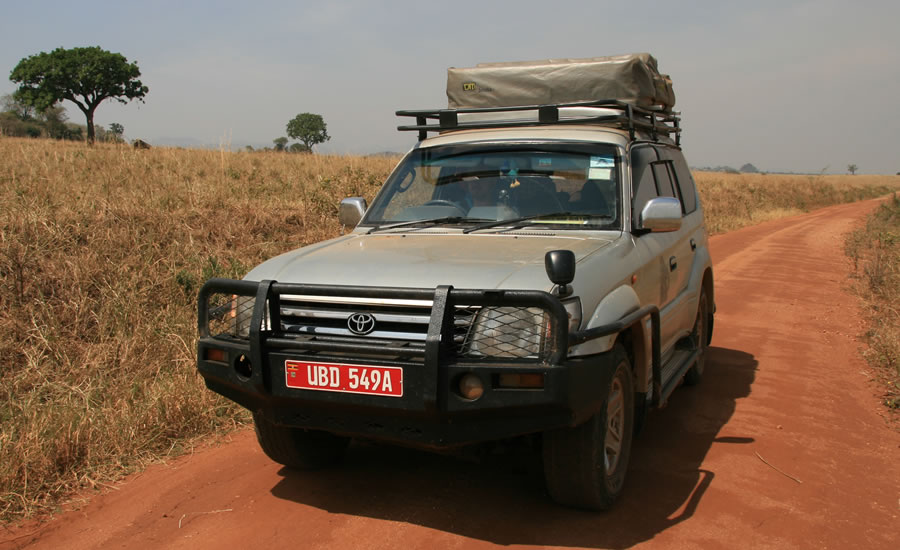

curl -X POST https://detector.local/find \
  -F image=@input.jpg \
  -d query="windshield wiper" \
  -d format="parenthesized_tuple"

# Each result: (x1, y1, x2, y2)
(462, 212, 597, 233)
(367, 216, 475, 234)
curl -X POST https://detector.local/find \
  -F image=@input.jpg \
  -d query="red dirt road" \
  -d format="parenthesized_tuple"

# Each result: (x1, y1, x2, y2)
(3, 198, 899, 550)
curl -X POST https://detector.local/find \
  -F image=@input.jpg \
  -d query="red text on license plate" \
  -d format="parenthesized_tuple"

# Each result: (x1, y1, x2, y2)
(285, 360, 403, 397)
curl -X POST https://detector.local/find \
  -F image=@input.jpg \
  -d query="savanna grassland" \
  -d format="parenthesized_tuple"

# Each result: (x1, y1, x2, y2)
(1, 136, 898, 520)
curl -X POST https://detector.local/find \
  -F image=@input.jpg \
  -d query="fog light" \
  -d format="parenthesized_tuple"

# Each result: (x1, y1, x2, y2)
(497, 373, 544, 389)
(205, 348, 227, 362)
(458, 374, 484, 400)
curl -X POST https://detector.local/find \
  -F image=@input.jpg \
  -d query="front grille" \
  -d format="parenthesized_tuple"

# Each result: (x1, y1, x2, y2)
(278, 296, 437, 341)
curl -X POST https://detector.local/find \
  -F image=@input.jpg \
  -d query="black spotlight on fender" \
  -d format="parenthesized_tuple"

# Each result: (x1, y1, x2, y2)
(545, 250, 575, 298)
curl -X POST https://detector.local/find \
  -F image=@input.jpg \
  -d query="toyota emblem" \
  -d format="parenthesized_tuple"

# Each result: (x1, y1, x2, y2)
(347, 313, 376, 335)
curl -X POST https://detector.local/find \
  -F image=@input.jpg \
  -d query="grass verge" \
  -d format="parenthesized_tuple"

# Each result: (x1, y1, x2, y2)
(1, 138, 898, 521)
(845, 193, 900, 411)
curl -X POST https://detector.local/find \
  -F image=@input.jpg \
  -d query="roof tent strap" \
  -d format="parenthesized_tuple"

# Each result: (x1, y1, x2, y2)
(439, 110, 459, 130)
(626, 104, 635, 141)
(538, 105, 559, 124)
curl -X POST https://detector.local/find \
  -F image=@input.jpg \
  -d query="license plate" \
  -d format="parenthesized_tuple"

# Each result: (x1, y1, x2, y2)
(285, 360, 403, 397)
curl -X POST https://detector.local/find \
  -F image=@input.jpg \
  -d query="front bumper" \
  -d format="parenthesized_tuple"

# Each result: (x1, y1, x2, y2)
(197, 278, 657, 449)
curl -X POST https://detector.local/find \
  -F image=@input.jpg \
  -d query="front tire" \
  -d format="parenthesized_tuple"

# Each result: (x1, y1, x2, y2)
(684, 286, 710, 386)
(543, 345, 634, 511)
(253, 411, 350, 470)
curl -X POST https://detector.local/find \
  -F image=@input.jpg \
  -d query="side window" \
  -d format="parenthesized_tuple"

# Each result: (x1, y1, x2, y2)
(658, 147, 698, 214)
(650, 161, 677, 199)
(630, 146, 659, 222)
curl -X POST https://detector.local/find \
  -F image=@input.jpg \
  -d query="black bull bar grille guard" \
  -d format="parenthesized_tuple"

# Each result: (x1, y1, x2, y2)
(197, 278, 660, 396)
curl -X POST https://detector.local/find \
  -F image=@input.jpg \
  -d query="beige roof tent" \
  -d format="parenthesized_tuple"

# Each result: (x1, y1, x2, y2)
(446, 53, 675, 112)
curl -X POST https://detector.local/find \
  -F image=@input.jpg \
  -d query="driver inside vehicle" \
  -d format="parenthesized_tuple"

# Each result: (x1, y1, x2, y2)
(437, 177, 502, 210)
(460, 177, 500, 208)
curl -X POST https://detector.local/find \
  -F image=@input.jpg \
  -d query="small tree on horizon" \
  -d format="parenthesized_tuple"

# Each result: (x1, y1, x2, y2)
(286, 113, 330, 153)
(847, 164, 858, 175)
(273, 137, 288, 151)
(10, 46, 148, 144)
(108, 122, 125, 142)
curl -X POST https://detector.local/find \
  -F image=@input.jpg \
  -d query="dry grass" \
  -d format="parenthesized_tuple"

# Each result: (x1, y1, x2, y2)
(0, 138, 394, 520)
(694, 171, 900, 234)
(845, 194, 900, 411)
(0, 137, 898, 521)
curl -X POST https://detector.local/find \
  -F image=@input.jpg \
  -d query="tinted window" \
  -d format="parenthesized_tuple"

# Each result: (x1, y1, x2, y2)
(651, 161, 676, 198)
(631, 146, 659, 221)
(657, 147, 697, 214)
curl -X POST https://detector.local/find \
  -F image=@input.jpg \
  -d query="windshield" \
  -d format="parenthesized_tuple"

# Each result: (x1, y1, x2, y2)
(362, 143, 621, 231)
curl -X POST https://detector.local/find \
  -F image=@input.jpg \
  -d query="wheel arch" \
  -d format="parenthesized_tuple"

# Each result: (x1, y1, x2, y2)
(571, 284, 653, 397)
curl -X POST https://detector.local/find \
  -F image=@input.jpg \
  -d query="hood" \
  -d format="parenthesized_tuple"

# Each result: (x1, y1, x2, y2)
(245, 231, 616, 291)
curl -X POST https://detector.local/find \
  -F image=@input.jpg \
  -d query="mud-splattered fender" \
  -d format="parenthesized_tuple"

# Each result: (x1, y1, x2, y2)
(569, 285, 654, 395)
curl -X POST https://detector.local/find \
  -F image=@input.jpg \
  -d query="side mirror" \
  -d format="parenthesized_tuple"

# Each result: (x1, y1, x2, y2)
(545, 250, 576, 297)
(639, 197, 682, 233)
(339, 197, 367, 227)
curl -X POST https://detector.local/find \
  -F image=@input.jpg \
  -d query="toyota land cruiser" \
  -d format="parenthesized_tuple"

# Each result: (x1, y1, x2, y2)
(196, 55, 714, 510)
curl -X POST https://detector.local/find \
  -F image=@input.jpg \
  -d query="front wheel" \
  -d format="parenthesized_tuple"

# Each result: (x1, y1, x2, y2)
(253, 411, 350, 470)
(543, 345, 634, 511)
(684, 286, 710, 386)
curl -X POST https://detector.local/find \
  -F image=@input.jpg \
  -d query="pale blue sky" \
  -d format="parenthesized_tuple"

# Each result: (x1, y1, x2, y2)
(2, 0, 898, 174)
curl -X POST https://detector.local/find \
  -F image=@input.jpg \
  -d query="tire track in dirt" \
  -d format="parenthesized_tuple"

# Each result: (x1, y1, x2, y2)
(3, 198, 898, 550)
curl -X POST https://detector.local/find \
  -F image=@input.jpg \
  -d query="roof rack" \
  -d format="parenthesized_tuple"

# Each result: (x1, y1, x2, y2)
(397, 99, 681, 146)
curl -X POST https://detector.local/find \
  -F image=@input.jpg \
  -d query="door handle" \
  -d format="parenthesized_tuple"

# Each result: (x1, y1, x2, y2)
(669, 256, 677, 271)
(690, 238, 697, 251)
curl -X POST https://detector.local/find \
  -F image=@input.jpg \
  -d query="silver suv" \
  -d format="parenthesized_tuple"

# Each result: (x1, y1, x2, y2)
(197, 99, 714, 511)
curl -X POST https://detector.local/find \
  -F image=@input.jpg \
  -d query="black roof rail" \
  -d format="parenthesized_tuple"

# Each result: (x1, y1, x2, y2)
(396, 99, 681, 146)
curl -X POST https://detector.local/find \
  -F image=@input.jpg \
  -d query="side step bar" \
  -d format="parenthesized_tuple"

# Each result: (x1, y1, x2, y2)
(656, 348, 700, 407)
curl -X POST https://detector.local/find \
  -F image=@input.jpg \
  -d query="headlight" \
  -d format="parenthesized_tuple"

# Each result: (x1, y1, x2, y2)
(233, 295, 254, 338)
(467, 307, 547, 358)
(232, 295, 270, 338)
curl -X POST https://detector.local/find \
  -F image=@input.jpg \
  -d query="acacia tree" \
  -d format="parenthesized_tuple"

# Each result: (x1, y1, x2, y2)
(286, 113, 330, 152)
(847, 164, 858, 175)
(10, 46, 148, 144)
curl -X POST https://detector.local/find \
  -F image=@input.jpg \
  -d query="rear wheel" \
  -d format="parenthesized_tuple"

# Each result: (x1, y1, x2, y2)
(543, 345, 634, 511)
(684, 286, 710, 386)
(253, 411, 350, 470)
